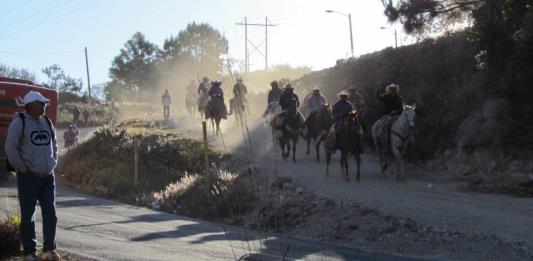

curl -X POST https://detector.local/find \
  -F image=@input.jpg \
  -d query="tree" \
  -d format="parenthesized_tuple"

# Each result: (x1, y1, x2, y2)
(381, 0, 532, 88)
(109, 32, 160, 95)
(0, 64, 37, 82)
(162, 22, 229, 77)
(42, 64, 83, 93)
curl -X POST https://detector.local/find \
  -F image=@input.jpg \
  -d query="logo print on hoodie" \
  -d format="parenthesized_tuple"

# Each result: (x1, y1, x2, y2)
(30, 130, 51, 146)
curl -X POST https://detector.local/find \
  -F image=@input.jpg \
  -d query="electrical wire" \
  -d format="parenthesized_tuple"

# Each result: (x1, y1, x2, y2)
(0, 0, 99, 40)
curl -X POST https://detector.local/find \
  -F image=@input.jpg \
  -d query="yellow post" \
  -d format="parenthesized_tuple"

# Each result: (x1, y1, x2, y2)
(202, 121, 210, 178)
(134, 139, 139, 188)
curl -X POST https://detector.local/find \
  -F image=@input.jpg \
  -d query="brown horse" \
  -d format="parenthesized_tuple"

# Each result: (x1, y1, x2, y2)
(303, 104, 332, 162)
(325, 111, 364, 182)
(206, 96, 227, 135)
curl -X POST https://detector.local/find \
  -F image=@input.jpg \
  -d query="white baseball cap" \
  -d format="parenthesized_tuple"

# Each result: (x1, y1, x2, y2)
(24, 91, 50, 105)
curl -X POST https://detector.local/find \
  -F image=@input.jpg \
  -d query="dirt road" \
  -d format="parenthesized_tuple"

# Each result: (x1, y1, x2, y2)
(195, 116, 533, 251)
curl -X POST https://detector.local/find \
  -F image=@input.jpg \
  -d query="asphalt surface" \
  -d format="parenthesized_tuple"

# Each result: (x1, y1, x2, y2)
(0, 183, 423, 261)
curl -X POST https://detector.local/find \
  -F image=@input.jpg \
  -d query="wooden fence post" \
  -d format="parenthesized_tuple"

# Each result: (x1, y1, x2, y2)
(134, 139, 139, 188)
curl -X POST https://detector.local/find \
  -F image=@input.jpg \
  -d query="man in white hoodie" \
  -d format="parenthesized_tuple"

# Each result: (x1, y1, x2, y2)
(5, 91, 59, 261)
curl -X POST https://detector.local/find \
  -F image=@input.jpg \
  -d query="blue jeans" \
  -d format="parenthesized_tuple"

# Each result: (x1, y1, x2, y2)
(16, 172, 57, 254)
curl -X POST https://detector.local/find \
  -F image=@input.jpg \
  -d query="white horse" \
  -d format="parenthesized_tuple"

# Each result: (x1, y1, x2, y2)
(372, 104, 416, 179)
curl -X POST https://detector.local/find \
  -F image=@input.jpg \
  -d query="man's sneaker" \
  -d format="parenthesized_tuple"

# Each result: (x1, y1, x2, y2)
(24, 252, 38, 261)
(40, 250, 61, 261)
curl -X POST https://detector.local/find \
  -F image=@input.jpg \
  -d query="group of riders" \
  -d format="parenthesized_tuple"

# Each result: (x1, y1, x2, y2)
(185, 76, 248, 121)
(184, 76, 406, 152)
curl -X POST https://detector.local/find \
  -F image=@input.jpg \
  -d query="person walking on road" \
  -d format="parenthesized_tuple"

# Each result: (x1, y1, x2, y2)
(162, 89, 172, 120)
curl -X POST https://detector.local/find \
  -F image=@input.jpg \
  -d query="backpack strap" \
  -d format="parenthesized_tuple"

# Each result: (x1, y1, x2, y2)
(17, 112, 25, 146)
(43, 116, 55, 142)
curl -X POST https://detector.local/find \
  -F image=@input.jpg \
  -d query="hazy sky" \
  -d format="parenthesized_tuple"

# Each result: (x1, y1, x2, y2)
(0, 0, 408, 92)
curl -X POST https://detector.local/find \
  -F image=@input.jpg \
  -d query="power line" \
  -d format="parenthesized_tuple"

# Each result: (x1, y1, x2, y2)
(0, 50, 83, 55)
(0, 0, 37, 16)
(0, 0, 75, 29)
(0, 0, 99, 40)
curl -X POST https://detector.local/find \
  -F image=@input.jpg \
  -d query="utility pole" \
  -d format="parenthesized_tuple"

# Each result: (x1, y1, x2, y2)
(265, 16, 268, 70)
(236, 17, 276, 72)
(394, 29, 398, 49)
(244, 17, 248, 73)
(84, 47, 91, 98)
(348, 14, 354, 57)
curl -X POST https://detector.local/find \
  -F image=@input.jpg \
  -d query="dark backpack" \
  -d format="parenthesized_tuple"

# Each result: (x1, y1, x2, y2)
(6, 113, 55, 172)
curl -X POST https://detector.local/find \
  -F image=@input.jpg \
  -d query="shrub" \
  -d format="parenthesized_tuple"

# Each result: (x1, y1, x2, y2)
(151, 170, 255, 219)
(0, 214, 21, 258)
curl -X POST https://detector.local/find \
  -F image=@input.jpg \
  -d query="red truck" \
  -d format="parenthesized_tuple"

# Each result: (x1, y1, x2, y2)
(0, 77, 58, 179)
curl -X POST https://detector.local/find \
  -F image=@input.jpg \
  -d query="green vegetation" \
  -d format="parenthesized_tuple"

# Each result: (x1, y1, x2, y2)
(295, 32, 481, 159)
(57, 121, 232, 204)
(0, 213, 21, 258)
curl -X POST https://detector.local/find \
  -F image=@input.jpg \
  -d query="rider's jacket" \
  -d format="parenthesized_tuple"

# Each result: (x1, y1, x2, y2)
(279, 91, 300, 111)
(198, 82, 210, 96)
(306, 94, 327, 113)
(233, 83, 248, 99)
(208, 84, 224, 97)
(376, 91, 403, 116)
(332, 99, 354, 122)
(268, 87, 283, 104)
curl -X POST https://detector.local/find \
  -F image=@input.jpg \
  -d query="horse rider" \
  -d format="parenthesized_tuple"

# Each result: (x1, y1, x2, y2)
(347, 88, 365, 110)
(197, 76, 210, 96)
(206, 81, 228, 119)
(263, 81, 284, 118)
(186, 80, 196, 94)
(233, 77, 248, 104)
(304, 87, 328, 126)
(375, 83, 404, 142)
(326, 90, 354, 147)
(268, 81, 283, 105)
(278, 84, 305, 126)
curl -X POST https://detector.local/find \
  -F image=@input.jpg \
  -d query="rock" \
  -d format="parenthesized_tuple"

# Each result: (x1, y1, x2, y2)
(324, 199, 336, 207)
(270, 177, 293, 189)
(456, 98, 510, 150)
(282, 182, 296, 191)
(296, 187, 305, 194)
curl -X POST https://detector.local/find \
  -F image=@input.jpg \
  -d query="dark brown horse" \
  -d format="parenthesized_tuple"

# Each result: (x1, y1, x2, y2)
(303, 104, 332, 162)
(273, 105, 301, 163)
(206, 96, 227, 135)
(325, 111, 364, 182)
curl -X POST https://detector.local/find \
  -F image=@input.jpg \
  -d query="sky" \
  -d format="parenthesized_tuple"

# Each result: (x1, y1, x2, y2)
(0, 0, 410, 92)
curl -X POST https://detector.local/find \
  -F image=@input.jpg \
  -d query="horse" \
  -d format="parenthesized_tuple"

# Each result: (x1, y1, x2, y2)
(273, 105, 301, 163)
(186, 91, 198, 118)
(303, 104, 332, 162)
(372, 104, 416, 180)
(205, 96, 227, 135)
(229, 96, 246, 123)
(325, 111, 364, 182)
(263, 101, 281, 125)
(197, 94, 209, 119)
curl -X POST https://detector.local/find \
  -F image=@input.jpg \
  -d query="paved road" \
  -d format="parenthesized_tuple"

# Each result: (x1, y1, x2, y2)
(0, 184, 422, 261)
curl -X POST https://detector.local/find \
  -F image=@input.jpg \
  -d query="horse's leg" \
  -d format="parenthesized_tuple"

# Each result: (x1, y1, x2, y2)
(391, 146, 402, 180)
(340, 151, 349, 182)
(306, 137, 310, 155)
(355, 152, 361, 182)
(325, 151, 331, 177)
(279, 139, 285, 159)
(292, 137, 297, 163)
(315, 137, 321, 162)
